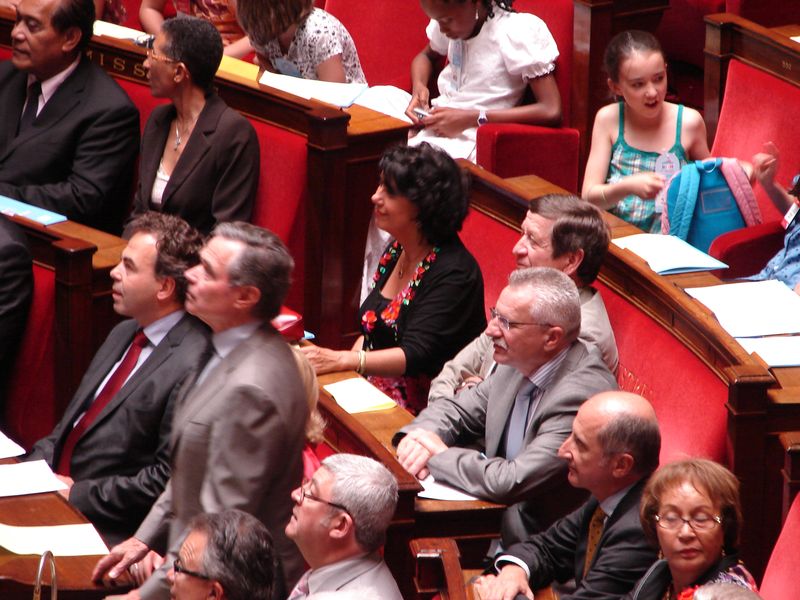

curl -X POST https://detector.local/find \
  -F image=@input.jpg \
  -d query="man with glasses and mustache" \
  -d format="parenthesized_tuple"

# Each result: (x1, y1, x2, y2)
(395, 267, 617, 545)
(284, 453, 402, 600)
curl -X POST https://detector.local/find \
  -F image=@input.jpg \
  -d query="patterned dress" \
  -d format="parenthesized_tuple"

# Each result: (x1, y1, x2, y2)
(607, 102, 688, 233)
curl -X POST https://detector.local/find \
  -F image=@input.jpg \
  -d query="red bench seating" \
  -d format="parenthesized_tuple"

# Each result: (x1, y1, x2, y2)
(760, 492, 800, 600)
(596, 280, 728, 464)
(708, 59, 800, 278)
(476, 0, 579, 193)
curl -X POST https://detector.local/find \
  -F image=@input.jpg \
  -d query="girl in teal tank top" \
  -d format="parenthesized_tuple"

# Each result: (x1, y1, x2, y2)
(607, 102, 688, 232)
(582, 31, 710, 232)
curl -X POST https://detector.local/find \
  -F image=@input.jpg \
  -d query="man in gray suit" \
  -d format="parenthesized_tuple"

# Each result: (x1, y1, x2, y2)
(396, 267, 618, 543)
(284, 454, 402, 600)
(94, 222, 308, 600)
(27, 212, 208, 545)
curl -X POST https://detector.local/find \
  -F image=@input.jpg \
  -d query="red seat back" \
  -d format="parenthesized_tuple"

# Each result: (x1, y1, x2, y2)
(760, 493, 800, 600)
(597, 280, 728, 465)
(323, 0, 429, 90)
(711, 59, 800, 222)
(461, 208, 518, 317)
(5, 264, 56, 450)
(513, 0, 573, 123)
(115, 77, 169, 134)
(0, 46, 11, 61)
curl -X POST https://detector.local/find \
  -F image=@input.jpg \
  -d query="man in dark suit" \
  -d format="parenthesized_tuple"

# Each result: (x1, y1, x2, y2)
(26, 212, 209, 545)
(0, 215, 33, 410)
(473, 391, 661, 600)
(93, 222, 308, 600)
(0, 0, 139, 232)
(396, 267, 618, 542)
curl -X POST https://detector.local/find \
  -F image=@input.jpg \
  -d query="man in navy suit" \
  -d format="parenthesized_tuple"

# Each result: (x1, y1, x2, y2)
(27, 212, 210, 545)
(0, 0, 139, 232)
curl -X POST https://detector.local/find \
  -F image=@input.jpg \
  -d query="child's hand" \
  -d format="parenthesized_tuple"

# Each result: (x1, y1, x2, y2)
(405, 87, 431, 127)
(753, 141, 780, 186)
(624, 172, 666, 200)
(423, 107, 475, 137)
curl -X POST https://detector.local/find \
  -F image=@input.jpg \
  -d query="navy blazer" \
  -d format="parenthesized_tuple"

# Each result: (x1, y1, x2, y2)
(0, 56, 139, 232)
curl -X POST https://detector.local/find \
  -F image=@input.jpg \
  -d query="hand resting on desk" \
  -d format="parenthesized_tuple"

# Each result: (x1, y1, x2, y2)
(472, 566, 533, 600)
(396, 427, 449, 480)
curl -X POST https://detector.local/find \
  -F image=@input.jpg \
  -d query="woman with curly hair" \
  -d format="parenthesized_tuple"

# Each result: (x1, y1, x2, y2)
(302, 143, 485, 414)
(405, 0, 563, 160)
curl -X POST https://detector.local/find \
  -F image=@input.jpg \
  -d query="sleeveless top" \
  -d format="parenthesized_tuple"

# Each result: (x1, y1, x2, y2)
(607, 102, 687, 233)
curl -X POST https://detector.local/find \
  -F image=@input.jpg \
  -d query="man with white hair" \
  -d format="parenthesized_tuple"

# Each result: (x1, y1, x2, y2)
(285, 453, 402, 599)
(396, 267, 618, 543)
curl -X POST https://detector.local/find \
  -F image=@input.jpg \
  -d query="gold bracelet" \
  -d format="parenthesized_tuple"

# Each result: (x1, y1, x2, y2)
(356, 350, 366, 375)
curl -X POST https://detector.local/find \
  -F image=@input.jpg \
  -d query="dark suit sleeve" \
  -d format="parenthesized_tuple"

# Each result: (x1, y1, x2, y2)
(0, 100, 139, 223)
(210, 111, 259, 225)
(0, 223, 32, 370)
(67, 381, 178, 530)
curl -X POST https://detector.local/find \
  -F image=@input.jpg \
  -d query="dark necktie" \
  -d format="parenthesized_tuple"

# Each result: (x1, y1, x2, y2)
(56, 330, 149, 476)
(583, 504, 606, 576)
(17, 81, 42, 136)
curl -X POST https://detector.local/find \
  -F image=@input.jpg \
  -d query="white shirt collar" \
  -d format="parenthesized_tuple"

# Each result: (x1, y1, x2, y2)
(141, 310, 185, 347)
(211, 321, 260, 359)
(26, 55, 81, 112)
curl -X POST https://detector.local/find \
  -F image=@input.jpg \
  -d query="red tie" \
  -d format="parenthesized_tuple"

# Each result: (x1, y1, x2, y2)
(56, 330, 149, 476)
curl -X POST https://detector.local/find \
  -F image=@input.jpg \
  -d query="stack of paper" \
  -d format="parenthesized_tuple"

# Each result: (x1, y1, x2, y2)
(0, 523, 108, 556)
(0, 430, 24, 459)
(613, 234, 728, 274)
(0, 195, 67, 226)
(418, 475, 479, 502)
(258, 71, 367, 107)
(0, 460, 67, 497)
(323, 377, 396, 413)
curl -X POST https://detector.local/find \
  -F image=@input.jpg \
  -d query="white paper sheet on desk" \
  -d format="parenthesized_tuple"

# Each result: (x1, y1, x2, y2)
(0, 460, 67, 497)
(0, 430, 24, 459)
(418, 475, 479, 502)
(93, 20, 146, 40)
(686, 279, 800, 337)
(323, 377, 397, 413)
(258, 71, 367, 107)
(0, 522, 108, 556)
(612, 234, 728, 274)
(736, 336, 800, 367)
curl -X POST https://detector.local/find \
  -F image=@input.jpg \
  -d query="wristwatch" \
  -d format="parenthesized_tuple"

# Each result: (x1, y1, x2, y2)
(477, 109, 488, 126)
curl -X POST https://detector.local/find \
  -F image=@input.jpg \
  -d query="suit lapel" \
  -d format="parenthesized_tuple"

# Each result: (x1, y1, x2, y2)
(161, 97, 222, 207)
(0, 72, 30, 162)
(139, 106, 174, 207)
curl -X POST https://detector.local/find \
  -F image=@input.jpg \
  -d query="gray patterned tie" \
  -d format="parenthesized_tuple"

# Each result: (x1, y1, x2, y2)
(505, 380, 537, 459)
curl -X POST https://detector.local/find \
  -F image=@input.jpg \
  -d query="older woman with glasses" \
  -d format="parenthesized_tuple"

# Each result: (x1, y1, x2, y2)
(124, 16, 259, 237)
(623, 458, 757, 600)
(301, 143, 485, 414)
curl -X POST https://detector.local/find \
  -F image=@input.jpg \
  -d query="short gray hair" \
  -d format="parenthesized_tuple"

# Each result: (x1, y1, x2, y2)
(321, 454, 398, 553)
(597, 413, 661, 477)
(211, 222, 294, 320)
(693, 583, 762, 600)
(189, 509, 277, 600)
(508, 267, 581, 340)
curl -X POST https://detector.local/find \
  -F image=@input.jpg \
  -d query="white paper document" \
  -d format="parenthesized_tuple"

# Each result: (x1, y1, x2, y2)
(736, 336, 800, 367)
(418, 475, 479, 502)
(323, 377, 397, 414)
(0, 460, 67, 497)
(0, 522, 108, 556)
(93, 20, 146, 41)
(686, 279, 800, 337)
(613, 234, 728, 274)
(0, 430, 24, 459)
(258, 71, 368, 107)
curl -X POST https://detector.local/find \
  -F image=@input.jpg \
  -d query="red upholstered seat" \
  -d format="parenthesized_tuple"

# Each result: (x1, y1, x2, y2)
(475, 0, 579, 193)
(597, 280, 728, 464)
(760, 493, 800, 600)
(5, 264, 56, 450)
(115, 78, 169, 134)
(461, 207, 519, 315)
(324, 0, 429, 91)
(0, 46, 11, 61)
(708, 59, 800, 276)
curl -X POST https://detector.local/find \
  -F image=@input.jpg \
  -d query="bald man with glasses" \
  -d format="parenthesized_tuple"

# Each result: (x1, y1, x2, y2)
(395, 267, 618, 545)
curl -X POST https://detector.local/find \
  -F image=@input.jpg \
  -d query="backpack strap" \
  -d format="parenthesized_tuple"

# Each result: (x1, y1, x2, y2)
(670, 161, 702, 240)
(719, 158, 763, 226)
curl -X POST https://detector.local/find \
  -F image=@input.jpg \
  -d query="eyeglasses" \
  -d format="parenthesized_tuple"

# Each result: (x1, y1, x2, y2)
(146, 47, 178, 63)
(654, 512, 722, 532)
(490, 307, 553, 331)
(298, 478, 350, 515)
(173, 556, 211, 580)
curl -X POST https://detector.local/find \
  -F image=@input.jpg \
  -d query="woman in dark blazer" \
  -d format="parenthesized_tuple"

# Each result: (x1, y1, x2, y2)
(124, 16, 259, 237)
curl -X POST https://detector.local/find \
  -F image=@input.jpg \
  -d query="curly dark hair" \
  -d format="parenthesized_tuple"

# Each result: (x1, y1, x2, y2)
(51, 0, 95, 52)
(126, 212, 204, 303)
(379, 143, 470, 245)
(528, 194, 611, 285)
(436, 0, 515, 19)
(161, 16, 223, 93)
